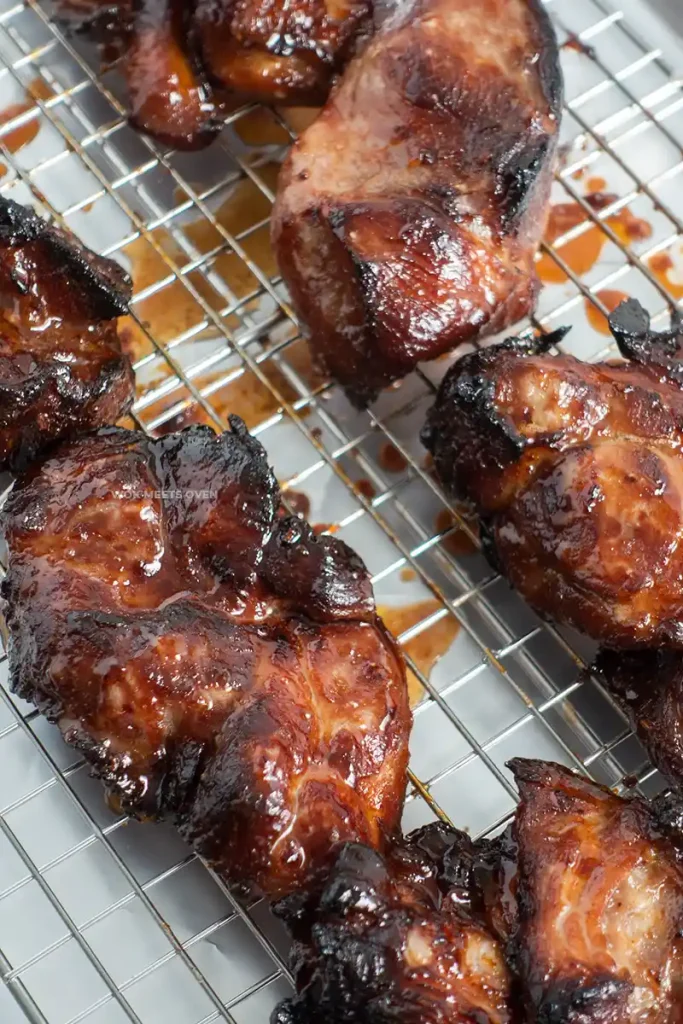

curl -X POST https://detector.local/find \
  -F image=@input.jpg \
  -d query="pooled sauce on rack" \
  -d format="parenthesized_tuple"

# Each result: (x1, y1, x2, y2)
(435, 507, 478, 557)
(537, 193, 652, 284)
(648, 250, 683, 300)
(379, 443, 409, 474)
(120, 164, 282, 364)
(0, 77, 53, 178)
(585, 289, 630, 335)
(379, 600, 460, 706)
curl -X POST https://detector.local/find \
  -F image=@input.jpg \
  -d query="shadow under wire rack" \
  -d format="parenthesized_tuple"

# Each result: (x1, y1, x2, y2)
(0, 0, 682, 1020)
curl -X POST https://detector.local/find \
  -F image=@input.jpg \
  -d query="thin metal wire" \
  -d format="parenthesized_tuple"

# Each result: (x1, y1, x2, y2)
(0, 0, 681, 1021)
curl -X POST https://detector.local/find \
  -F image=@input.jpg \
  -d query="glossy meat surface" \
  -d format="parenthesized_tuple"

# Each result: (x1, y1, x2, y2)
(57, 0, 370, 148)
(596, 648, 683, 790)
(424, 300, 683, 648)
(1, 419, 410, 897)
(195, 0, 370, 104)
(0, 197, 133, 472)
(505, 759, 683, 1023)
(272, 0, 562, 405)
(273, 823, 512, 1023)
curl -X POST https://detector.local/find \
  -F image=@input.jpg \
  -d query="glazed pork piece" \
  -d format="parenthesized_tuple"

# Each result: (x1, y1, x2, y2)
(57, 0, 222, 149)
(272, 0, 562, 405)
(596, 648, 683, 790)
(194, 0, 371, 105)
(1, 419, 410, 898)
(57, 0, 371, 148)
(501, 759, 683, 1024)
(273, 757, 683, 1024)
(273, 822, 512, 1024)
(423, 300, 683, 648)
(0, 197, 133, 472)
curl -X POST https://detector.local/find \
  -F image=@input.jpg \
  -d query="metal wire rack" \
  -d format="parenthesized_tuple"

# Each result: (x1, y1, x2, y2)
(0, 0, 682, 1020)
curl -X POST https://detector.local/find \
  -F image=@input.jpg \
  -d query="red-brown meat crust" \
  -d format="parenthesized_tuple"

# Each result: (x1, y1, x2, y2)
(1, 419, 410, 898)
(504, 759, 683, 1024)
(596, 648, 683, 790)
(0, 197, 133, 472)
(273, 823, 512, 1024)
(423, 302, 683, 648)
(272, 0, 562, 405)
(56, 0, 371, 148)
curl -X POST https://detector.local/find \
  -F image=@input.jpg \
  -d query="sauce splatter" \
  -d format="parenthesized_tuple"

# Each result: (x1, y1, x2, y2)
(0, 77, 53, 178)
(585, 289, 630, 336)
(380, 442, 409, 474)
(354, 478, 376, 500)
(379, 600, 460, 706)
(586, 176, 607, 194)
(400, 568, 417, 582)
(435, 507, 478, 558)
(648, 251, 683, 300)
(283, 490, 311, 519)
(537, 194, 652, 284)
(313, 522, 337, 535)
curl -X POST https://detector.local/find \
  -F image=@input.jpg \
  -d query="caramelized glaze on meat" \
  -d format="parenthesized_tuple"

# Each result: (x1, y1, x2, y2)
(57, 0, 371, 148)
(272, 0, 562, 405)
(423, 300, 683, 648)
(0, 197, 133, 472)
(596, 648, 683, 790)
(504, 759, 683, 1023)
(1, 419, 410, 897)
(58, 0, 221, 149)
(273, 823, 512, 1023)
(195, 0, 370, 104)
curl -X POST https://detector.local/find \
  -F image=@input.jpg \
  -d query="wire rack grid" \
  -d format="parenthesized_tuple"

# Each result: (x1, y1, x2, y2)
(0, 0, 682, 1021)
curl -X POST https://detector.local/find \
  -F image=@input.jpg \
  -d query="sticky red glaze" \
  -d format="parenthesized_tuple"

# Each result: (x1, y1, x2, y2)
(506, 760, 683, 1023)
(424, 326, 683, 647)
(1, 419, 410, 898)
(272, 0, 562, 405)
(274, 823, 511, 1023)
(0, 197, 133, 472)
(597, 648, 683, 790)
(57, 0, 371, 148)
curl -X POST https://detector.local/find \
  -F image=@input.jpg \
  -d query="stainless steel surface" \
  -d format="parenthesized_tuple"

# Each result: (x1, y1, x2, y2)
(0, 1, 682, 1021)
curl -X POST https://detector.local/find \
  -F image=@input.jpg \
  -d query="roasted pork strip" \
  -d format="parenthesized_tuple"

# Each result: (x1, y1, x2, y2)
(423, 300, 683, 648)
(272, 0, 562, 405)
(1, 418, 410, 897)
(0, 197, 133, 472)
